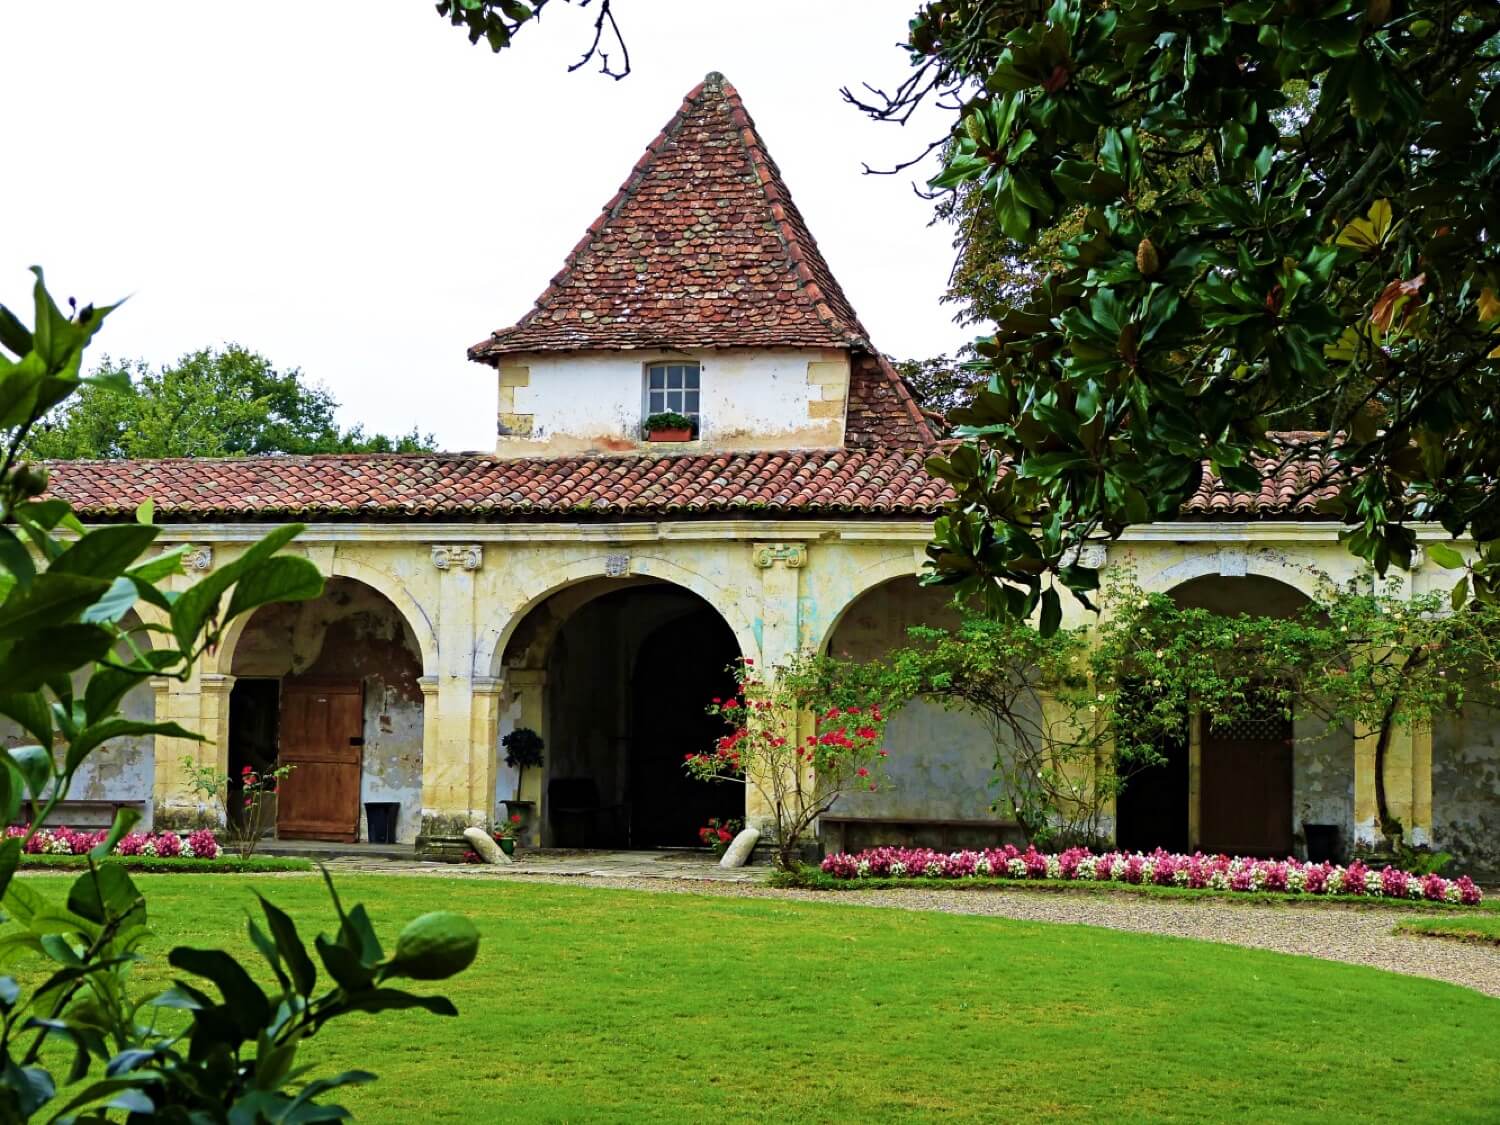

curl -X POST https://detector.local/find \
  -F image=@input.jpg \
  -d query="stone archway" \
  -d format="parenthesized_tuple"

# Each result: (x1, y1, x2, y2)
(819, 576, 1016, 853)
(498, 576, 744, 848)
(227, 577, 427, 844)
(1113, 573, 1353, 858)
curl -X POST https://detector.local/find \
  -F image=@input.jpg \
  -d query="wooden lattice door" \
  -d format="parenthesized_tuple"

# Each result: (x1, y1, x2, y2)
(1200, 699, 1294, 857)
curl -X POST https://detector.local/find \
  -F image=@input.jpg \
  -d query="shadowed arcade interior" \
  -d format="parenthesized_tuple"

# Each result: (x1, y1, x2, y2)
(504, 578, 742, 848)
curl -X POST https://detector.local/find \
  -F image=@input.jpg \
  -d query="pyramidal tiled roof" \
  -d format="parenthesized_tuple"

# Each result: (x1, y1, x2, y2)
(469, 72, 870, 359)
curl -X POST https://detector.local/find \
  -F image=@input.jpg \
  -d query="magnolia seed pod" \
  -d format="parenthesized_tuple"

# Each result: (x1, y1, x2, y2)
(1135, 238, 1160, 277)
(963, 112, 985, 145)
(10, 463, 48, 498)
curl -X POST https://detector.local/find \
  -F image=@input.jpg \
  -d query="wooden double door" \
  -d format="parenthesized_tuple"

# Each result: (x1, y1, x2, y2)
(276, 681, 364, 842)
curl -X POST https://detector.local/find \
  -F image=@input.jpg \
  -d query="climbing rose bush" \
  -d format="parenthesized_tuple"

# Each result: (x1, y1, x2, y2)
(6, 825, 223, 859)
(820, 845, 1483, 905)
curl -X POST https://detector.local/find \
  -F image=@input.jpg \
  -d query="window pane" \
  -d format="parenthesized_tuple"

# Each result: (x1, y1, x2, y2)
(684, 366, 700, 389)
(667, 367, 683, 389)
(648, 390, 665, 413)
(684, 391, 699, 413)
(649, 368, 666, 389)
(665, 390, 682, 412)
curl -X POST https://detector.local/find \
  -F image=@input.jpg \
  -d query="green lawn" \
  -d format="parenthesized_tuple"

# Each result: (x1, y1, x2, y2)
(1397, 913, 1500, 945)
(17, 872, 1500, 1123)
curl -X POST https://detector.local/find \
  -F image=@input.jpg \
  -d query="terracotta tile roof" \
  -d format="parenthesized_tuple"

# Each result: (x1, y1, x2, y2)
(469, 72, 868, 358)
(846, 353, 937, 448)
(1180, 433, 1339, 517)
(44, 449, 950, 522)
(44, 439, 1340, 523)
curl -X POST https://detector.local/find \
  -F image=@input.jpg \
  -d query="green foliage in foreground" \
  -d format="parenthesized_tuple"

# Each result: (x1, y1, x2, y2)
(1396, 915, 1500, 944)
(771, 867, 1500, 913)
(42, 873, 1500, 1124)
(0, 271, 476, 1120)
(18, 855, 312, 874)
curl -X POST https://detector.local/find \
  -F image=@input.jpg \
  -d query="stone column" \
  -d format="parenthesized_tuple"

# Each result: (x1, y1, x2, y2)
(751, 542, 806, 846)
(417, 543, 492, 859)
(153, 671, 235, 830)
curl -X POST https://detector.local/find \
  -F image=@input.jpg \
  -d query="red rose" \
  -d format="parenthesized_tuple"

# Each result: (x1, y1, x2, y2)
(718, 829, 733, 842)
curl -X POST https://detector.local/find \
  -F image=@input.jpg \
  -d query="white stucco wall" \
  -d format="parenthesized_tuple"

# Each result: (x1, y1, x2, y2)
(495, 347, 850, 455)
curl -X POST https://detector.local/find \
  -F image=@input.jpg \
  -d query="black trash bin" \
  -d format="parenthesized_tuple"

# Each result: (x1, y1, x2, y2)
(1304, 823, 1340, 864)
(365, 802, 399, 844)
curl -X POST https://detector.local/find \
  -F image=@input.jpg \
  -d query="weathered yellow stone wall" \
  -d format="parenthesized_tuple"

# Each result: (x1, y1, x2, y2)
(137, 519, 1482, 856)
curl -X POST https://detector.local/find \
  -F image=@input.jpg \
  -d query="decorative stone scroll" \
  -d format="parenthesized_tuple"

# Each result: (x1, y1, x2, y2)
(184, 546, 213, 571)
(753, 543, 807, 569)
(431, 544, 483, 572)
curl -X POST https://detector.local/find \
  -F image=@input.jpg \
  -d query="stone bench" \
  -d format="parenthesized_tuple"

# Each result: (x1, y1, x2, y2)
(817, 814, 1026, 857)
(28, 798, 147, 830)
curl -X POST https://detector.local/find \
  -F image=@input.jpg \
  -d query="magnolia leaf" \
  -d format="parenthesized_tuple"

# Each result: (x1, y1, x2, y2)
(1426, 542, 1465, 569)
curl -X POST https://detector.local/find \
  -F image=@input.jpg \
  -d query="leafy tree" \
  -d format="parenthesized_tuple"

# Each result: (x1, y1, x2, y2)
(879, 615, 1119, 846)
(683, 655, 893, 870)
(26, 345, 434, 459)
(893, 352, 987, 419)
(873, 0, 1500, 628)
(0, 271, 475, 1119)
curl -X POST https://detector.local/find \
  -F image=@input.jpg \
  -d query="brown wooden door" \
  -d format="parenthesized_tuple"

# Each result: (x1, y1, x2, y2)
(1200, 710, 1294, 857)
(277, 681, 363, 841)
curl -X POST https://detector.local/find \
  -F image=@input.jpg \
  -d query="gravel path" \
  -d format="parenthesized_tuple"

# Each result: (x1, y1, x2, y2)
(325, 861, 1500, 998)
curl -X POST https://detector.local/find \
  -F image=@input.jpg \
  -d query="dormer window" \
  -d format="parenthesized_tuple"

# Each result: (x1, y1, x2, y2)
(646, 363, 700, 433)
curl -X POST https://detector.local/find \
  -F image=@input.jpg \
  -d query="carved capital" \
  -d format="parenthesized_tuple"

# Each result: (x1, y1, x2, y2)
(431, 544, 483, 572)
(753, 543, 808, 569)
(1061, 543, 1108, 570)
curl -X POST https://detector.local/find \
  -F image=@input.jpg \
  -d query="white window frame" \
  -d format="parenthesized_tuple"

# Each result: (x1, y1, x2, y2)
(643, 361, 702, 435)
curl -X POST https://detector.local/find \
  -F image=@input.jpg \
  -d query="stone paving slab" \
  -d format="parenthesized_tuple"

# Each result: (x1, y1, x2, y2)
(319, 849, 767, 883)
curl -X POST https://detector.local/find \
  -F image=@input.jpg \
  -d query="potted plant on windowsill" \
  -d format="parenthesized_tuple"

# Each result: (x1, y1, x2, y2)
(501, 727, 544, 832)
(642, 411, 695, 442)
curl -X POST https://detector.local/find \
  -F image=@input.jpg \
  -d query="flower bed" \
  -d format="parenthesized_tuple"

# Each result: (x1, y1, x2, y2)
(820, 845, 1483, 905)
(6, 825, 223, 860)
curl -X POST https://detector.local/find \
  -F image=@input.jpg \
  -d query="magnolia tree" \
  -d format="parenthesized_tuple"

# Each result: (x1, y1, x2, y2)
(684, 656, 892, 870)
(0, 271, 479, 1121)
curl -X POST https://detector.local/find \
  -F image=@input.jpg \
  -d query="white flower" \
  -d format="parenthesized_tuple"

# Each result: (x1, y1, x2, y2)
(889, 861, 906, 877)
(975, 857, 992, 876)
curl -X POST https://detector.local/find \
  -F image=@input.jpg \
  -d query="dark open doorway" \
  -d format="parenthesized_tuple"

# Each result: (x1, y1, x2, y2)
(228, 678, 280, 832)
(1114, 725, 1190, 854)
(630, 607, 741, 847)
(528, 580, 744, 849)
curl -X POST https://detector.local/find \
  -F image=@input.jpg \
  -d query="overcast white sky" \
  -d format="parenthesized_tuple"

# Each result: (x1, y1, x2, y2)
(2, 1, 972, 451)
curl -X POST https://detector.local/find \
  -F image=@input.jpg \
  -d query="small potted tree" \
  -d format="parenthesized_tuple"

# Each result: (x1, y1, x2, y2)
(642, 411, 694, 442)
(501, 727, 545, 834)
